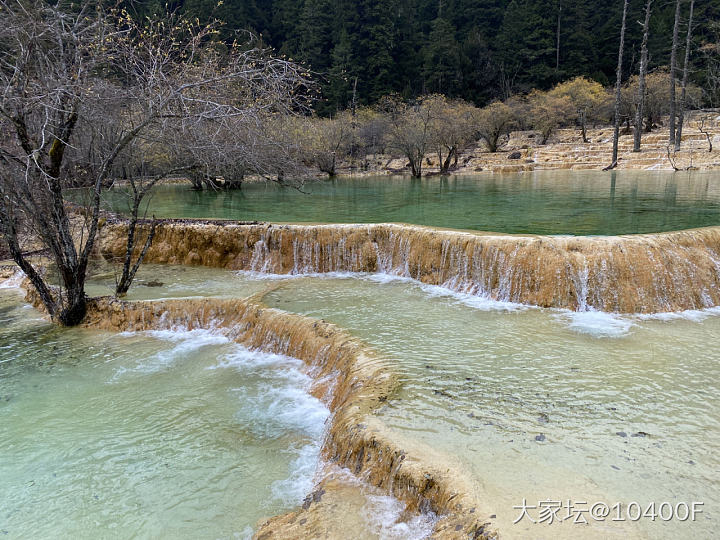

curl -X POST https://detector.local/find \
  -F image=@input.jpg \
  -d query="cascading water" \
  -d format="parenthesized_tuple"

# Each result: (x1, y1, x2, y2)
(99, 221, 720, 314)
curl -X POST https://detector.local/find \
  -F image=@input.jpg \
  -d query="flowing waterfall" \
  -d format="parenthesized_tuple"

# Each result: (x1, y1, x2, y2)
(99, 221, 720, 314)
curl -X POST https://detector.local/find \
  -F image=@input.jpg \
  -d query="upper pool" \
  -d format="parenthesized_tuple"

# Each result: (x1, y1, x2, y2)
(95, 171, 720, 236)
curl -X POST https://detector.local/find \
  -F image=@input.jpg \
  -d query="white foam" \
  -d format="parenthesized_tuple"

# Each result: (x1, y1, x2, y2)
(364, 272, 416, 285)
(365, 272, 528, 312)
(559, 309, 634, 338)
(419, 282, 528, 312)
(234, 270, 358, 281)
(271, 441, 324, 505)
(635, 305, 720, 322)
(210, 346, 305, 372)
(362, 494, 437, 540)
(111, 327, 230, 378)
(0, 270, 25, 290)
(215, 347, 330, 506)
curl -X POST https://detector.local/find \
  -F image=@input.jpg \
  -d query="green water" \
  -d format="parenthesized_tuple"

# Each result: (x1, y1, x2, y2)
(0, 286, 330, 539)
(93, 171, 720, 235)
(261, 274, 720, 539)
(84, 263, 272, 301)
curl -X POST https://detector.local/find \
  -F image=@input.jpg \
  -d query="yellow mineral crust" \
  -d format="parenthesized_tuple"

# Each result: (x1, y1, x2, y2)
(99, 220, 720, 313)
(21, 287, 497, 539)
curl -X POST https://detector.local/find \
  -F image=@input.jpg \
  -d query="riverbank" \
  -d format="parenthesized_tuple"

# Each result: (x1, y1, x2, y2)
(104, 112, 720, 191)
(355, 111, 720, 176)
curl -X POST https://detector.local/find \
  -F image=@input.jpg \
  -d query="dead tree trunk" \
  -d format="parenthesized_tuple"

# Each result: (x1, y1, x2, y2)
(633, 0, 653, 153)
(115, 184, 155, 297)
(669, 0, 682, 144)
(580, 109, 588, 143)
(675, 0, 695, 151)
(699, 119, 713, 152)
(609, 0, 630, 169)
(556, 1, 562, 72)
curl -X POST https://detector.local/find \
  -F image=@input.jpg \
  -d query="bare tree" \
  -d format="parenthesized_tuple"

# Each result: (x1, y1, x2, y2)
(669, 0, 682, 145)
(527, 89, 573, 145)
(297, 112, 353, 177)
(0, 1, 311, 324)
(380, 95, 436, 178)
(699, 118, 713, 152)
(675, 0, 696, 151)
(551, 77, 610, 143)
(609, 0, 630, 169)
(426, 96, 477, 174)
(354, 107, 390, 168)
(474, 102, 516, 152)
(633, 0, 653, 152)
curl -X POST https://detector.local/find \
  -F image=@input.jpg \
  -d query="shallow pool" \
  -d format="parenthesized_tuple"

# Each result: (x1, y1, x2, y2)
(261, 273, 720, 539)
(0, 287, 329, 538)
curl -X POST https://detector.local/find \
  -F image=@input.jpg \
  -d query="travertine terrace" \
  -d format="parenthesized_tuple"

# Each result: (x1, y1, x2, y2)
(100, 220, 720, 314)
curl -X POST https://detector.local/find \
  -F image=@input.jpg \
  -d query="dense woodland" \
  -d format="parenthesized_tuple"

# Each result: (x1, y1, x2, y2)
(118, 0, 720, 113)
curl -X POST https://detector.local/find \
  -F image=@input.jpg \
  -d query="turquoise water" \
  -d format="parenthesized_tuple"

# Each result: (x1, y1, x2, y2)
(261, 273, 720, 539)
(93, 171, 720, 235)
(0, 286, 329, 539)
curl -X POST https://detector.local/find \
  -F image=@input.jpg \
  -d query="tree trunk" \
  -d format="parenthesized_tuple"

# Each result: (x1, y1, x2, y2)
(115, 219, 157, 296)
(409, 152, 423, 178)
(441, 146, 455, 173)
(485, 134, 500, 153)
(633, 0, 653, 153)
(58, 281, 87, 326)
(115, 190, 153, 296)
(189, 171, 204, 190)
(2, 221, 58, 319)
(580, 109, 588, 143)
(669, 0, 682, 144)
(675, 0, 695, 151)
(556, 2, 562, 72)
(610, 0, 630, 168)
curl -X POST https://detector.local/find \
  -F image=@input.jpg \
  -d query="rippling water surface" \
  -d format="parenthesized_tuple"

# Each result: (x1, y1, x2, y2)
(262, 274, 720, 539)
(0, 287, 329, 539)
(84, 263, 272, 300)
(5, 258, 719, 538)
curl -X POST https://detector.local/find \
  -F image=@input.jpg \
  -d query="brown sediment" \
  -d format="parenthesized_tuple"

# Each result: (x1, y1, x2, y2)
(22, 286, 497, 538)
(0, 266, 17, 281)
(99, 220, 720, 313)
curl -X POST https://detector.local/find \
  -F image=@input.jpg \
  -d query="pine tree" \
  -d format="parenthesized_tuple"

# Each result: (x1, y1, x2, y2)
(422, 17, 461, 95)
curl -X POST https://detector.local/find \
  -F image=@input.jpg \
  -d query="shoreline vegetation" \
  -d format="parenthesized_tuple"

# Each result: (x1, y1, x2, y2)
(141, 112, 720, 191)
